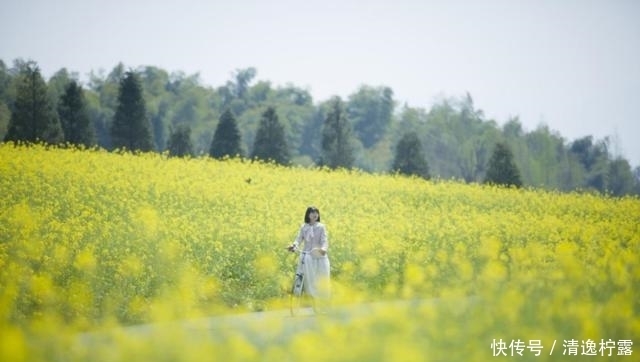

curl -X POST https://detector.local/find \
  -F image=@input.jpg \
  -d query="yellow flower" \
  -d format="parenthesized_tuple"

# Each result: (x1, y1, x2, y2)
(0, 143, 638, 361)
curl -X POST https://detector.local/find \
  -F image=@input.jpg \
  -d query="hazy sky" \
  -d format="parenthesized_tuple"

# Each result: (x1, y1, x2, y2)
(2, 0, 638, 166)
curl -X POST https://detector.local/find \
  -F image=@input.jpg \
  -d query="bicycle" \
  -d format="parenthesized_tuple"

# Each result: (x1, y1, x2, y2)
(287, 247, 322, 316)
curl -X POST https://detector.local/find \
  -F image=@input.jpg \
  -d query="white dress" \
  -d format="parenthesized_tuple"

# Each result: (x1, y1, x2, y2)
(293, 222, 330, 298)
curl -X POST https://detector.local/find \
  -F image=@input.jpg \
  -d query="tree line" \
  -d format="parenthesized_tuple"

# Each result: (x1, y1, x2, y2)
(1, 58, 638, 195)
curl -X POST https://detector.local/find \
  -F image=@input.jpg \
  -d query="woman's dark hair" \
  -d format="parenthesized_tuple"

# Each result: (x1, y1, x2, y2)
(304, 206, 321, 223)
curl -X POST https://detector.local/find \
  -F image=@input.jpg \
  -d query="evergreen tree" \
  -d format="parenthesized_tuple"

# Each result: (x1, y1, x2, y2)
(111, 71, 153, 151)
(251, 106, 290, 165)
(484, 142, 523, 187)
(392, 132, 430, 179)
(0, 60, 11, 140)
(58, 80, 95, 146)
(166, 123, 193, 157)
(321, 97, 355, 169)
(209, 109, 243, 158)
(4, 62, 64, 144)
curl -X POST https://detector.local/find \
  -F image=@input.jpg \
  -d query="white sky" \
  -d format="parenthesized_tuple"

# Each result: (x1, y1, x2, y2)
(1, 0, 638, 166)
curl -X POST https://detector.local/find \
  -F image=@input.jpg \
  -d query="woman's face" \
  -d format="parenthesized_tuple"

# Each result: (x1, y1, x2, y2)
(308, 211, 319, 223)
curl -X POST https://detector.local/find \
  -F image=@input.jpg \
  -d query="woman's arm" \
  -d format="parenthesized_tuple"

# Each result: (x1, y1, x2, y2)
(289, 224, 304, 251)
(319, 224, 328, 255)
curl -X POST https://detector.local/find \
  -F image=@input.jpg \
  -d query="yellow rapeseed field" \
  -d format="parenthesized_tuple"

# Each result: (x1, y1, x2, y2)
(0, 143, 638, 361)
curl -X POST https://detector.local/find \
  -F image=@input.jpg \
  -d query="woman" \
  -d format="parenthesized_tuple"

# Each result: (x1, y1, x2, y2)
(287, 206, 330, 302)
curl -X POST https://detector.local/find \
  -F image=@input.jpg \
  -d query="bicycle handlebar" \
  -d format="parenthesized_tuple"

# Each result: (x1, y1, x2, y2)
(285, 246, 326, 257)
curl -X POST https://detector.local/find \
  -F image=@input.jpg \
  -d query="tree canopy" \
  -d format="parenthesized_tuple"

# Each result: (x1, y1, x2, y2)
(1, 59, 638, 196)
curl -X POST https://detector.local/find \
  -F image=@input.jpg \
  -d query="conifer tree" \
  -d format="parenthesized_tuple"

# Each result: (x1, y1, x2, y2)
(321, 97, 354, 169)
(484, 142, 523, 187)
(111, 71, 153, 151)
(58, 80, 95, 146)
(251, 106, 290, 165)
(392, 132, 430, 179)
(4, 62, 64, 144)
(166, 123, 194, 157)
(209, 109, 243, 158)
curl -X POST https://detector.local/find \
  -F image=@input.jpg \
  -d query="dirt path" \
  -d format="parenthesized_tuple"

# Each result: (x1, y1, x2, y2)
(75, 297, 479, 351)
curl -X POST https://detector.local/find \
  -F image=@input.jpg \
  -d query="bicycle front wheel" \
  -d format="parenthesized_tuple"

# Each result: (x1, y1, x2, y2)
(290, 273, 306, 316)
